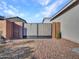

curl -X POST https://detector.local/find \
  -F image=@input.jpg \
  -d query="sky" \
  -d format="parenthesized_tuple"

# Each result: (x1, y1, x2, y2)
(0, 0, 71, 23)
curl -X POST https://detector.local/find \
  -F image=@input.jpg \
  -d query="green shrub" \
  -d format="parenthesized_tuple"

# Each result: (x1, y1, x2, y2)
(56, 32, 61, 39)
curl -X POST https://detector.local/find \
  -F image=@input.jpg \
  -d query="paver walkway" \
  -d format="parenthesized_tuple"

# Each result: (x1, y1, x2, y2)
(1, 39, 79, 59)
(33, 39, 79, 59)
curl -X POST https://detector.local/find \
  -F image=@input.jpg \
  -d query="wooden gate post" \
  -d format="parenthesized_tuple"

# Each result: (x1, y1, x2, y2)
(52, 22, 61, 39)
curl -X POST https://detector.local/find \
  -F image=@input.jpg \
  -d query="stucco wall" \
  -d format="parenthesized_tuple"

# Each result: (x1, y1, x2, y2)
(51, 4, 79, 43)
(0, 20, 6, 38)
(0, 20, 13, 39)
(6, 20, 13, 39)
(13, 22, 23, 39)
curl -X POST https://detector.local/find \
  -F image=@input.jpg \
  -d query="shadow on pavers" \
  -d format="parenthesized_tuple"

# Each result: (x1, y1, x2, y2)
(16, 46, 36, 59)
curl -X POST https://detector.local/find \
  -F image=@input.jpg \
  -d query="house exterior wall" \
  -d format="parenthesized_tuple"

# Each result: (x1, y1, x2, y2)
(51, 4, 79, 43)
(0, 20, 24, 39)
(6, 20, 13, 39)
(0, 20, 13, 39)
(0, 20, 6, 39)
(13, 22, 24, 39)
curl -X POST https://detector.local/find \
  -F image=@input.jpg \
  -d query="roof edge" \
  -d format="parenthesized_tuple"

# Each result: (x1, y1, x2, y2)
(50, 0, 77, 21)
(6, 16, 27, 23)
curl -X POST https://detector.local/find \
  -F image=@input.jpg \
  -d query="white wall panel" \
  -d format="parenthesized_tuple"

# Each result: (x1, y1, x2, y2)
(38, 23, 51, 36)
(24, 23, 52, 37)
(24, 24, 37, 36)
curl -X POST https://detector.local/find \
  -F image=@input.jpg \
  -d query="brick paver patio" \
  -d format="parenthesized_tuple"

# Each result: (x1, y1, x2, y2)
(1, 39, 79, 59)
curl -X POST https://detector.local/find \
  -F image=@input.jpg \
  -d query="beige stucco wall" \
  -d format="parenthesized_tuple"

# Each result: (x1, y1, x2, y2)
(51, 4, 79, 43)
(0, 20, 6, 38)
(0, 20, 13, 39)
(0, 20, 24, 39)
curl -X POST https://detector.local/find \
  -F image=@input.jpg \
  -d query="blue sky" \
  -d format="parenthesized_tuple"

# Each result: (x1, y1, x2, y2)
(0, 0, 71, 23)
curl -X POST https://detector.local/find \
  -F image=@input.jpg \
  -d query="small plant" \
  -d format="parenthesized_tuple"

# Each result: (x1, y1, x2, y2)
(56, 32, 61, 39)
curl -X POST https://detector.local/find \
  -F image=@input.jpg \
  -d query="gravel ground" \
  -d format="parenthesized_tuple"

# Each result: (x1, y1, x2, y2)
(3, 39, 79, 59)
